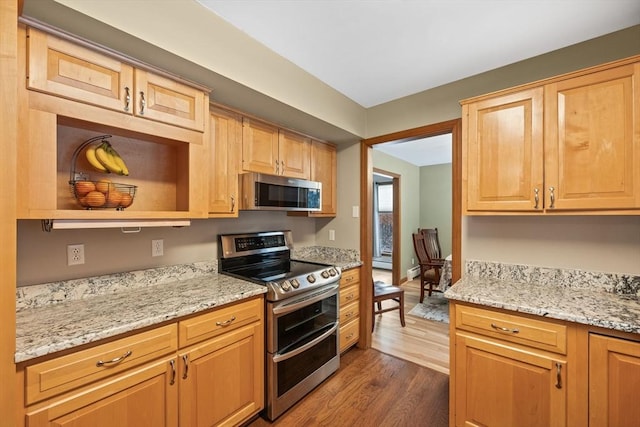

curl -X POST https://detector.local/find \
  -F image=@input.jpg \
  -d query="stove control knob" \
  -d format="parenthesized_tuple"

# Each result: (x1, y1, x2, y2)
(328, 268, 337, 277)
(307, 274, 316, 283)
(281, 281, 292, 292)
(321, 270, 330, 279)
(290, 278, 300, 289)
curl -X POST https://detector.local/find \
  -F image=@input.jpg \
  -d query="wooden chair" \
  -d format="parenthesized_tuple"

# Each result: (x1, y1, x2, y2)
(412, 232, 444, 302)
(419, 228, 444, 261)
(372, 279, 405, 330)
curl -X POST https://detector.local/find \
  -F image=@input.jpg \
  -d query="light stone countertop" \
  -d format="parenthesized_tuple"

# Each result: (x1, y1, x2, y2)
(15, 273, 266, 363)
(445, 262, 640, 334)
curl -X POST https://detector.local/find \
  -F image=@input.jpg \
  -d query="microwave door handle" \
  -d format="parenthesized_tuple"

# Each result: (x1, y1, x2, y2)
(272, 283, 339, 315)
(272, 323, 338, 363)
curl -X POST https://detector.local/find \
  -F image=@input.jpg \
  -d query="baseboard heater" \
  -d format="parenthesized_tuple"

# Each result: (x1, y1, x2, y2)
(407, 266, 420, 280)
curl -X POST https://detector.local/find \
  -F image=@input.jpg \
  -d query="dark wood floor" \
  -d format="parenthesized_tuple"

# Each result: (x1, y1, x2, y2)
(246, 348, 449, 426)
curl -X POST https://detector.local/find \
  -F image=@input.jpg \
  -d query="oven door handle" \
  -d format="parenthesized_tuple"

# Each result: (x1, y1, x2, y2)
(272, 323, 339, 363)
(272, 283, 339, 315)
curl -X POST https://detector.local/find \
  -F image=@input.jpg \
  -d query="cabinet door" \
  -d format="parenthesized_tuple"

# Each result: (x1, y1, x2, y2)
(465, 88, 544, 212)
(27, 27, 134, 114)
(134, 70, 206, 132)
(209, 107, 241, 216)
(455, 332, 566, 427)
(26, 357, 178, 427)
(310, 140, 337, 216)
(179, 322, 264, 427)
(242, 118, 279, 175)
(278, 130, 311, 179)
(545, 63, 640, 210)
(589, 334, 640, 427)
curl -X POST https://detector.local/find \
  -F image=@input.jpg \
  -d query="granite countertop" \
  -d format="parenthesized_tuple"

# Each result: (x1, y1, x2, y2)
(16, 247, 361, 364)
(445, 261, 640, 335)
(16, 271, 266, 363)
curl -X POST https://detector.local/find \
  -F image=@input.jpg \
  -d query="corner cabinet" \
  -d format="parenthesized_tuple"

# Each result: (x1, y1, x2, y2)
(18, 25, 210, 221)
(463, 56, 640, 214)
(450, 303, 572, 427)
(339, 267, 361, 352)
(209, 106, 241, 217)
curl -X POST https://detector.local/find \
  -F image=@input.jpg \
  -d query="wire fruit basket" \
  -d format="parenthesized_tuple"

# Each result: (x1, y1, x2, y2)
(69, 135, 137, 210)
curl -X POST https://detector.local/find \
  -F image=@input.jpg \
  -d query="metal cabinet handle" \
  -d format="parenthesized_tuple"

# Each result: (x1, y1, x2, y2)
(182, 354, 189, 379)
(124, 86, 130, 112)
(96, 350, 132, 367)
(490, 323, 519, 334)
(139, 91, 146, 115)
(534, 188, 539, 209)
(216, 315, 236, 326)
(230, 195, 235, 212)
(280, 160, 285, 175)
(549, 186, 555, 208)
(275, 160, 279, 175)
(555, 362, 562, 389)
(345, 294, 354, 301)
(169, 359, 176, 385)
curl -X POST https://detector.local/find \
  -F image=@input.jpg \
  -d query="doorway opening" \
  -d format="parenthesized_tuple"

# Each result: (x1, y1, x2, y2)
(372, 169, 400, 286)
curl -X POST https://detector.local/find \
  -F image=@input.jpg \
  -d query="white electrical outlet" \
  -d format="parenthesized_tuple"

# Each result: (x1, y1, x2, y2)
(152, 239, 164, 257)
(67, 244, 85, 266)
(329, 229, 335, 241)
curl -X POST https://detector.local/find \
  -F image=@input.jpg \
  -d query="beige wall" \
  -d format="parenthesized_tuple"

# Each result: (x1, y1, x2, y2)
(419, 163, 452, 257)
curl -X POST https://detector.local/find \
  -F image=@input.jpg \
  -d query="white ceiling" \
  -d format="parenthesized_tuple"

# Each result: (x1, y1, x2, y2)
(196, 0, 640, 108)
(375, 134, 452, 167)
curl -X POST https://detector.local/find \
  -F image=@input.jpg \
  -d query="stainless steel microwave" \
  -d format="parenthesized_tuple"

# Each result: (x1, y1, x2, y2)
(239, 173, 322, 211)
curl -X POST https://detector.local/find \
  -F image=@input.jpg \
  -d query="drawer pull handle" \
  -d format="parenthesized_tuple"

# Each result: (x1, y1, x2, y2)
(169, 359, 176, 385)
(216, 315, 236, 326)
(139, 91, 146, 115)
(534, 188, 539, 209)
(345, 312, 353, 318)
(346, 333, 354, 339)
(549, 186, 555, 208)
(555, 363, 562, 389)
(346, 295, 354, 301)
(182, 354, 189, 379)
(124, 86, 130, 112)
(490, 323, 519, 334)
(96, 350, 132, 367)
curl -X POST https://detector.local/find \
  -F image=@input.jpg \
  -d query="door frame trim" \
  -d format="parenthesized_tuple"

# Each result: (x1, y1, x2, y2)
(372, 168, 401, 286)
(359, 118, 462, 348)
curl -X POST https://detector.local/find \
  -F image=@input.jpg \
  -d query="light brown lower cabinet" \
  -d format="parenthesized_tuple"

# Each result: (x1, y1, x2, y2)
(589, 333, 640, 427)
(21, 297, 264, 427)
(338, 267, 360, 353)
(451, 302, 640, 427)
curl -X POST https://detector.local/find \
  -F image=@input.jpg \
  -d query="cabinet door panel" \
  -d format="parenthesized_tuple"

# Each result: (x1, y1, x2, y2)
(545, 64, 640, 210)
(455, 332, 566, 427)
(179, 323, 264, 427)
(278, 130, 311, 179)
(209, 107, 241, 216)
(134, 70, 206, 132)
(26, 357, 178, 427)
(310, 140, 337, 216)
(466, 88, 544, 211)
(242, 118, 279, 174)
(27, 28, 134, 114)
(589, 334, 640, 427)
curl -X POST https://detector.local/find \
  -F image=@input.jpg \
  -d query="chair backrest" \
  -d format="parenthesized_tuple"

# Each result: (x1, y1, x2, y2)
(419, 228, 442, 260)
(412, 232, 430, 264)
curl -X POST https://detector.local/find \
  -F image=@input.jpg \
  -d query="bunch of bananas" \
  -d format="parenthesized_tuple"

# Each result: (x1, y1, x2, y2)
(85, 141, 129, 176)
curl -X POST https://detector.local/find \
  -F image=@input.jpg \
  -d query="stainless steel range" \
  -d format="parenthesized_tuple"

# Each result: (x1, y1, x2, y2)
(218, 230, 341, 420)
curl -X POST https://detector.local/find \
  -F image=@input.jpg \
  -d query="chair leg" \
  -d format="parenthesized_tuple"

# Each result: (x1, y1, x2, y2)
(376, 301, 382, 310)
(399, 292, 405, 327)
(419, 280, 425, 303)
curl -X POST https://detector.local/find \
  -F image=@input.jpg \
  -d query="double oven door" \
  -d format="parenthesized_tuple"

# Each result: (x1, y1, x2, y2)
(265, 282, 340, 420)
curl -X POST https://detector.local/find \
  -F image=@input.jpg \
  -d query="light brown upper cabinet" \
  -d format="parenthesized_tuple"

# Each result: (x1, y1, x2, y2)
(241, 118, 311, 179)
(27, 27, 206, 133)
(463, 56, 640, 214)
(209, 107, 241, 217)
(18, 25, 210, 220)
(289, 140, 337, 217)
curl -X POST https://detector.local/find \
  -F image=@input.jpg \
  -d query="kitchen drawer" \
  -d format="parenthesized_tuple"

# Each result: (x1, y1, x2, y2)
(455, 304, 567, 354)
(340, 268, 360, 287)
(25, 324, 177, 405)
(339, 284, 359, 307)
(179, 297, 263, 348)
(339, 300, 360, 325)
(339, 318, 360, 352)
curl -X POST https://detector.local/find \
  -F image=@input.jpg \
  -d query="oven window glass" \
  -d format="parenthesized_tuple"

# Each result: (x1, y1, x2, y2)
(276, 294, 337, 353)
(277, 331, 337, 397)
